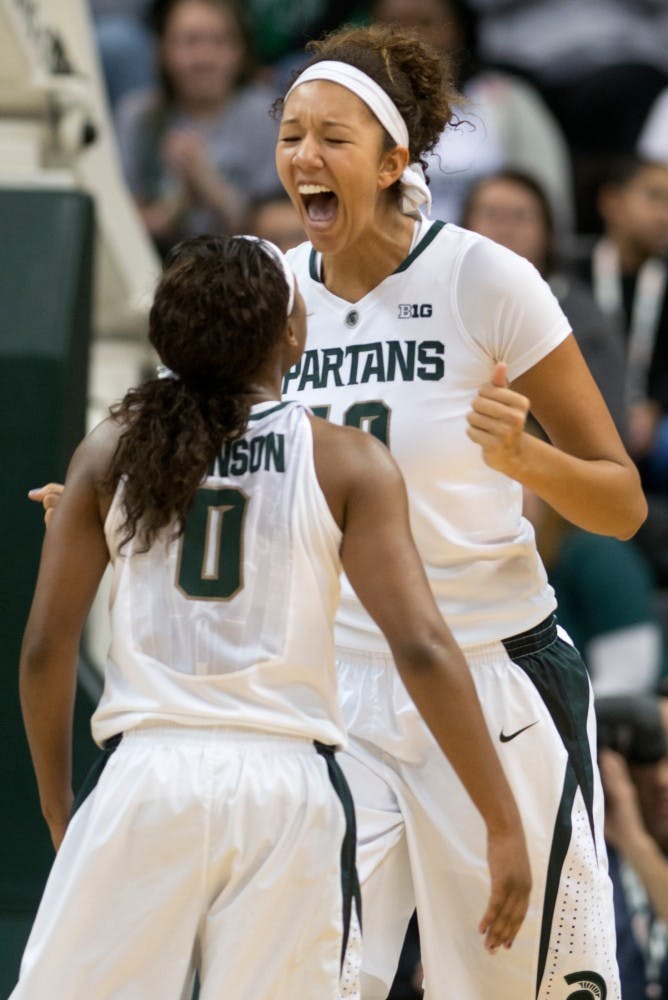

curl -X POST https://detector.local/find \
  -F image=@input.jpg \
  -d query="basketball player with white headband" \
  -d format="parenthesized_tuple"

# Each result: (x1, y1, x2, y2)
(274, 22, 647, 1000)
(15, 232, 532, 998)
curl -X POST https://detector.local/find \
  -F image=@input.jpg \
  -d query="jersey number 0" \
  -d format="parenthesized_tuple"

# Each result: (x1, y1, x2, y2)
(176, 487, 248, 600)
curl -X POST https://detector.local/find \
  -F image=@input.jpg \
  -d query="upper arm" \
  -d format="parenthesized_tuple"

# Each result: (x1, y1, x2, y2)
(23, 426, 115, 651)
(513, 334, 634, 465)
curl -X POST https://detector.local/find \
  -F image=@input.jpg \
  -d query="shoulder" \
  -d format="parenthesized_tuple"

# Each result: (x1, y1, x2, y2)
(69, 417, 123, 489)
(450, 225, 544, 289)
(307, 416, 404, 531)
(309, 416, 400, 484)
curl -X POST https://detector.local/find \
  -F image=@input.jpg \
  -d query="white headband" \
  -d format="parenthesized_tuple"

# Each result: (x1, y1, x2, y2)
(238, 235, 296, 316)
(285, 60, 431, 219)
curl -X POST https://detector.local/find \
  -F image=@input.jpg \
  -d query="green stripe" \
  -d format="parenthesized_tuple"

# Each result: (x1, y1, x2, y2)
(393, 219, 446, 273)
(309, 246, 320, 282)
(536, 763, 578, 996)
(315, 741, 361, 968)
(247, 401, 289, 422)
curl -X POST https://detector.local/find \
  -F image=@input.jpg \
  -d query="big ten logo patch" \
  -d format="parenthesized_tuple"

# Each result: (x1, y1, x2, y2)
(398, 303, 433, 318)
(564, 971, 607, 999)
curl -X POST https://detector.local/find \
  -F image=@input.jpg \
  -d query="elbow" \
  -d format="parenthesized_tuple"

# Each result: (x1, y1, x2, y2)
(391, 628, 465, 680)
(19, 632, 69, 687)
(607, 462, 648, 541)
(615, 481, 648, 541)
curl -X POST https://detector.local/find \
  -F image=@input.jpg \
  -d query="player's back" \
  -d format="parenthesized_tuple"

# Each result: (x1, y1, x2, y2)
(91, 400, 346, 747)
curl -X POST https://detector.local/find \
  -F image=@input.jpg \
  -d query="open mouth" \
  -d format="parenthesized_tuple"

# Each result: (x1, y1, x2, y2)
(299, 184, 339, 225)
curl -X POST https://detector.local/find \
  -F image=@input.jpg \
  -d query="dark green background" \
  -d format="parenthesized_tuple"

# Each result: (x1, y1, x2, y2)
(0, 189, 99, 995)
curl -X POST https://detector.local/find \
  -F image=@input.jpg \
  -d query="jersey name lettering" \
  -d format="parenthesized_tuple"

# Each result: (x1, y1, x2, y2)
(211, 432, 286, 477)
(283, 339, 445, 392)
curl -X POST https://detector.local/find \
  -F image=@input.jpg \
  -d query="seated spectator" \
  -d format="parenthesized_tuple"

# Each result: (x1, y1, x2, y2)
(91, 1, 156, 111)
(573, 156, 668, 491)
(461, 169, 627, 435)
(597, 692, 668, 997)
(463, 0, 668, 232)
(115, 0, 279, 255)
(371, 0, 575, 234)
(245, 192, 305, 253)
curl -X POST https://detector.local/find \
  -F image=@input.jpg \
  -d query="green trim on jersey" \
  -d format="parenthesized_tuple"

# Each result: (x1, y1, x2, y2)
(307, 220, 446, 283)
(247, 401, 290, 422)
(393, 220, 446, 273)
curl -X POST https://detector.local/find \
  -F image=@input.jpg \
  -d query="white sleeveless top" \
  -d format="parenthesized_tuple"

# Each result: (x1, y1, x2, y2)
(91, 401, 346, 747)
(285, 221, 571, 651)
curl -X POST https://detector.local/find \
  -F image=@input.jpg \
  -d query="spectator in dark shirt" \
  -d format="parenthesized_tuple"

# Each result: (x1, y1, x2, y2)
(574, 156, 668, 492)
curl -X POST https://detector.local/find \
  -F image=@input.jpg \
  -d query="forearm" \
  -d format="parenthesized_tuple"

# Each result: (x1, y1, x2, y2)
(19, 638, 77, 826)
(394, 635, 520, 833)
(189, 167, 247, 231)
(139, 194, 189, 240)
(618, 832, 668, 924)
(507, 433, 646, 539)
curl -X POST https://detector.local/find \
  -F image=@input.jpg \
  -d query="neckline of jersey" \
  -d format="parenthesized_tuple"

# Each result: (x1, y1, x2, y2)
(247, 400, 290, 421)
(308, 219, 446, 284)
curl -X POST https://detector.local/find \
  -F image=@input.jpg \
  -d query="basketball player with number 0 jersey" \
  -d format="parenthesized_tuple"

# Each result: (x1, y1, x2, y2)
(15, 235, 530, 998)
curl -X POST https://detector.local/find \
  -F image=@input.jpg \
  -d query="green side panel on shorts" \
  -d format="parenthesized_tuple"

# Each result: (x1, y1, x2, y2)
(0, 190, 100, 996)
(512, 637, 595, 845)
(506, 636, 596, 998)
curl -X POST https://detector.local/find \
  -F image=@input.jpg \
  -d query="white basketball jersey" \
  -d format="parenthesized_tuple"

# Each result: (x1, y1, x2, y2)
(92, 401, 346, 747)
(285, 220, 571, 650)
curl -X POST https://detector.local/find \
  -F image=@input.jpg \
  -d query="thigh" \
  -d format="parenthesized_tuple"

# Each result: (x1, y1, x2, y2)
(199, 743, 356, 1000)
(395, 633, 620, 999)
(10, 736, 204, 1000)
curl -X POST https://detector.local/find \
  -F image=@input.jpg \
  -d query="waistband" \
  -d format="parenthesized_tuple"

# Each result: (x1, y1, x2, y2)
(502, 614, 558, 659)
(118, 725, 315, 751)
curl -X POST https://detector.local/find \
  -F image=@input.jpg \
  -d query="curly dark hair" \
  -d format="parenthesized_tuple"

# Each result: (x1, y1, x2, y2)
(105, 234, 290, 549)
(273, 23, 460, 174)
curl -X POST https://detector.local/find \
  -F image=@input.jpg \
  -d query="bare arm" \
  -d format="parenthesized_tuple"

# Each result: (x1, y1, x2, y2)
(466, 339, 647, 539)
(312, 419, 531, 952)
(600, 749, 668, 924)
(20, 421, 118, 848)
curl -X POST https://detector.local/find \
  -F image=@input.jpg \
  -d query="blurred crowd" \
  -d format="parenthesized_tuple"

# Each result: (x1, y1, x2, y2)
(88, 1, 668, 996)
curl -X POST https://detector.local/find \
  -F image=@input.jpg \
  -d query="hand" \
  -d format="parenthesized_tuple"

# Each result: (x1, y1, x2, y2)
(163, 129, 209, 185)
(599, 748, 646, 850)
(466, 362, 531, 476)
(28, 483, 65, 526)
(479, 822, 532, 953)
(627, 400, 660, 459)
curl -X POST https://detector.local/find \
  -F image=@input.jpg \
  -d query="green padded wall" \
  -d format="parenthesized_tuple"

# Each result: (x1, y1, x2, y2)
(0, 189, 100, 994)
